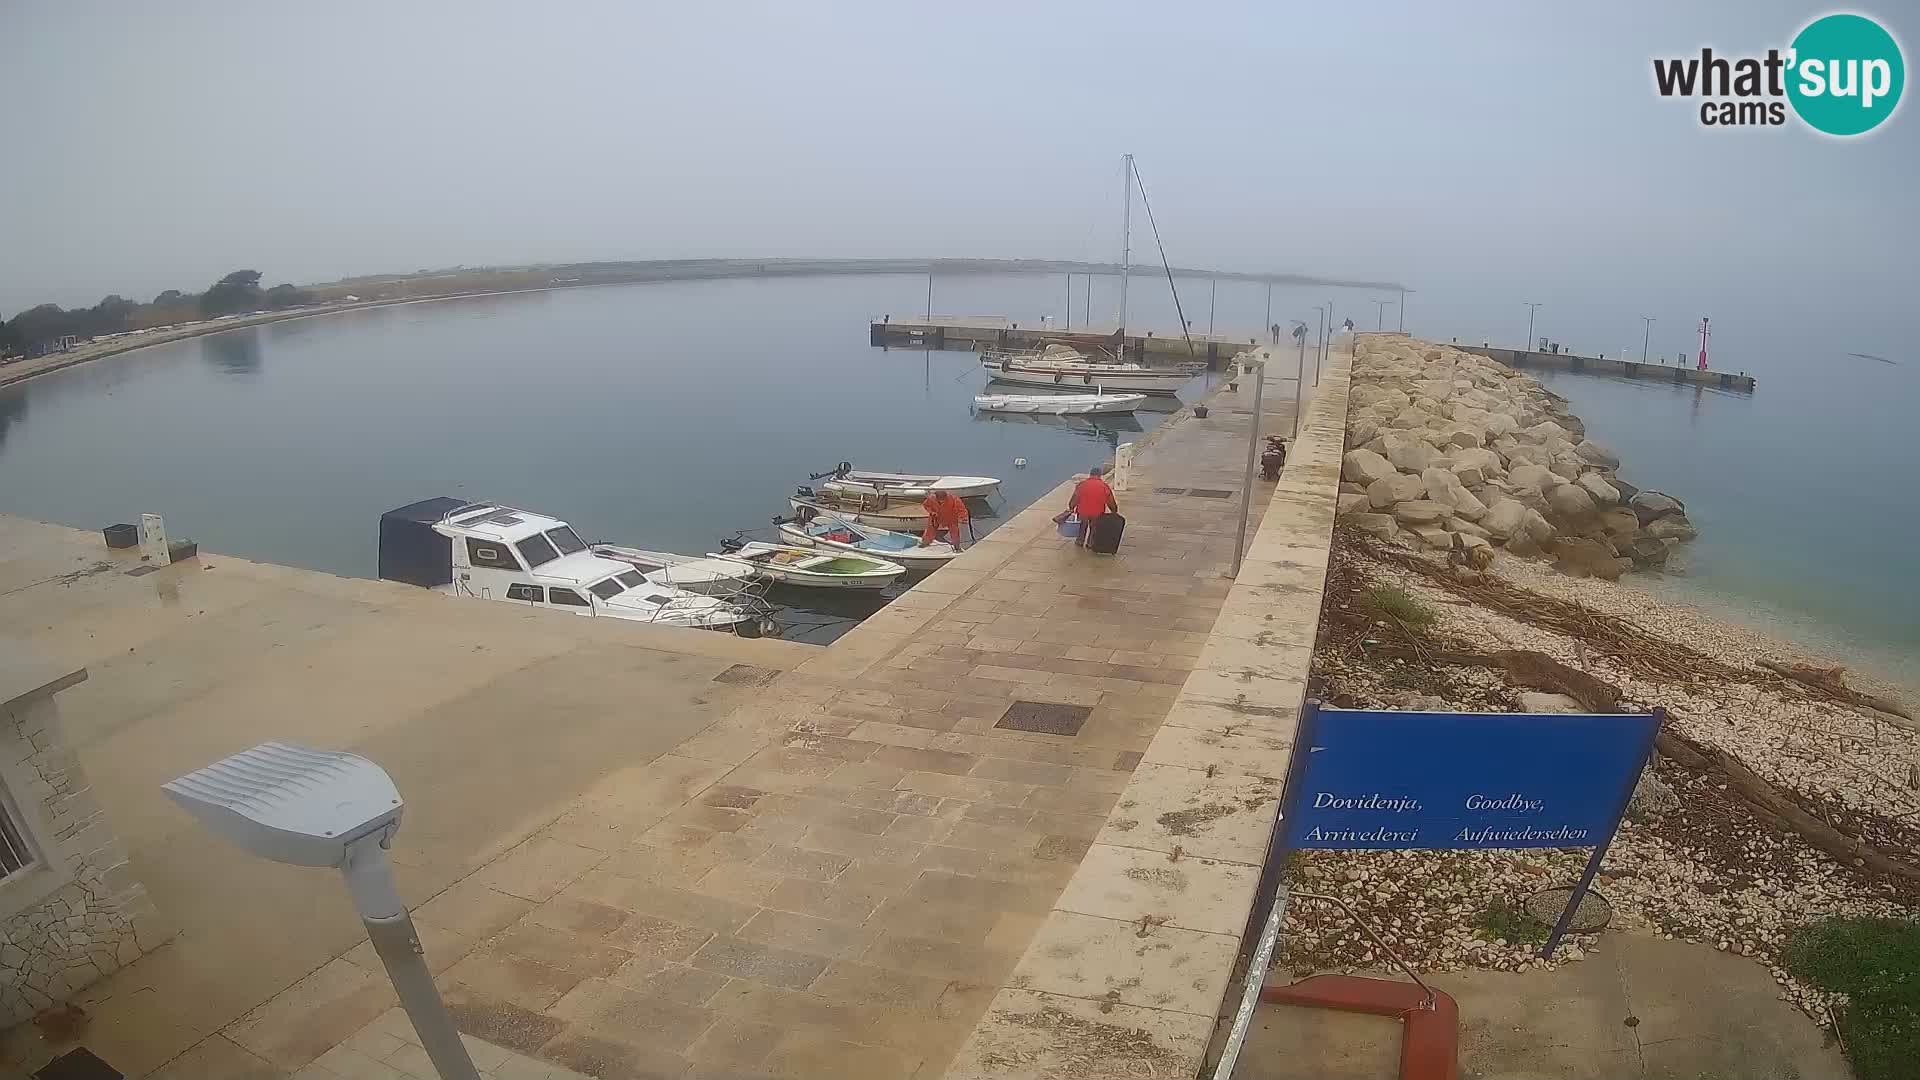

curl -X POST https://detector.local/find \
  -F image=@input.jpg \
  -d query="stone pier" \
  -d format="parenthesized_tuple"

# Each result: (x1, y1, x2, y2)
(0, 343, 1352, 1079)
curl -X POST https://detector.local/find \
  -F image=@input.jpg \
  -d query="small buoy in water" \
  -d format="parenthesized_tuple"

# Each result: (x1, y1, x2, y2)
(1013, 457, 1027, 468)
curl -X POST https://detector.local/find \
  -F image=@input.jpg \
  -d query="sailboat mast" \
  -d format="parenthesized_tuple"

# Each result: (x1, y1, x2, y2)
(1119, 153, 1132, 334)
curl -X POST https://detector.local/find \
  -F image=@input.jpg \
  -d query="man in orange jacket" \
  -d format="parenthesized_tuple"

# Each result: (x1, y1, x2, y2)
(919, 489, 969, 548)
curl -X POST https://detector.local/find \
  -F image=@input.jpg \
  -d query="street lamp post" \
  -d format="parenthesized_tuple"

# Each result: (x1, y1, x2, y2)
(1523, 302, 1543, 351)
(1231, 354, 1266, 579)
(1640, 315, 1656, 362)
(1398, 287, 1407, 332)
(1373, 299, 1391, 330)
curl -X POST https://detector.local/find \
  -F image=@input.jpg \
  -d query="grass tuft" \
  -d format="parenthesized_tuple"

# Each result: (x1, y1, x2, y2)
(1471, 901, 1548, 945)
(1783, 916, 1920, 1080)
(1362, 584, 1436, 632)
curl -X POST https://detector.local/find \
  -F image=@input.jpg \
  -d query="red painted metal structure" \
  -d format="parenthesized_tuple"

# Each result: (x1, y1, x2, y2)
(1697, 316, 1711, 371)
(1260, 974, 1460, 1080)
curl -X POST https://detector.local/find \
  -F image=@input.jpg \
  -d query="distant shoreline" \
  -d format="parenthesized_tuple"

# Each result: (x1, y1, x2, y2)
(3, 257, 1402, 390)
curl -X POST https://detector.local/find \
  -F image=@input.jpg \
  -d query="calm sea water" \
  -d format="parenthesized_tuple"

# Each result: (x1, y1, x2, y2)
(0, 274, 1328, 641)
(1522, 365, 1918, 689)
(1, 273, 1910, 672)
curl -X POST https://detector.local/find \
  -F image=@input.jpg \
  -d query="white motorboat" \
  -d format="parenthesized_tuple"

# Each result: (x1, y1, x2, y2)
(378, 498, 771, 635)
(788, 491, 928, 529)
(979, 344, 1198, 396)
(777, 505, 962, 571)
(590, 544, 761, 595)
(812, 463, 1000, 501)
(713, 541, 905, 590)
(973, 391, 1147, 416)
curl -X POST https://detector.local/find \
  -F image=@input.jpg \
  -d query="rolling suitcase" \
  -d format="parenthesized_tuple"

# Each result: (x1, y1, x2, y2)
(1088, 513, 1126, 554)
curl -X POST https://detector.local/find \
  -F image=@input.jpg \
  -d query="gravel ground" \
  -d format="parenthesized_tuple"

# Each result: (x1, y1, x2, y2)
(1291, 538, 1916, 1024)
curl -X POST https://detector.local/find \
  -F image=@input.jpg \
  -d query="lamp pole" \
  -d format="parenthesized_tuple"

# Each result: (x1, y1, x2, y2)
(1398, 287, 1406, 332)
(1231, 354, 1266, 579)
(1523, 302, 1543, 351)
(1208, 279, 1217, 337)
(1313, 304, 1325, 386)
(925, 272, 934, 321)
(1640, 315, 1656, 362)
(1373, 299, 1390, 330)
(1293, 322, 1306, 439)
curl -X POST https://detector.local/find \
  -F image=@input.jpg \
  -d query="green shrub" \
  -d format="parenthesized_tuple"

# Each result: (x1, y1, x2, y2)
(1362, 584, 1436, 632)
(1783, 916, 1920, 1080)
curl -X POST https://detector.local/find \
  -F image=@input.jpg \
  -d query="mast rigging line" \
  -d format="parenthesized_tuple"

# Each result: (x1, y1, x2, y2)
(1130, 162, 1197, 359)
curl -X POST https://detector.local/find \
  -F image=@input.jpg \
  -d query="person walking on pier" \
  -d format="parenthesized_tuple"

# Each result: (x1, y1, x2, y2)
(919, 489, 969, 549)
(1067, 465, 1119, 550)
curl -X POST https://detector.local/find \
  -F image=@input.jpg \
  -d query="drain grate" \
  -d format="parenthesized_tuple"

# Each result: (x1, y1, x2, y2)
(996, 700, 1093, 736)
(713, 664, 780, 687)
(1186, 488, 1236, 499)
(1153, 486, 1189, 495)
(36, 1048, 123, 1080)
(123, 565, 159, 577)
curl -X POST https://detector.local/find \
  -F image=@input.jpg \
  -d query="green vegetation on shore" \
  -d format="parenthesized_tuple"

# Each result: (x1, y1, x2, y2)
(1783, 916, 1920, 1080)
(1, 269, 311, 356)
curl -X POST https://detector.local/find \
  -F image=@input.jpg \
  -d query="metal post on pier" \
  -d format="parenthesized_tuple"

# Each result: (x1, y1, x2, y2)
(1524, 302, 1542, 351)
(1640, 315, 1656, 362)
(1231, 354, 1267, 580)
(1208, 279, 1217, 337)
(1293, 322, 1306, 439)
(1263, 282, 1272, 332)
(1064, 274, 1071, 331)
(1314, 305, 1325, 387)
(1398, 287, 1406, 332)
(925, 272, 933, 321)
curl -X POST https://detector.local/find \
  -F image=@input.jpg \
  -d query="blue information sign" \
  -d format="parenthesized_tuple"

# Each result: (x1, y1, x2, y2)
(1284, 706, 1659, 850)
(1275, 702, 1662, 958)
(1282, 707, 1658, 849)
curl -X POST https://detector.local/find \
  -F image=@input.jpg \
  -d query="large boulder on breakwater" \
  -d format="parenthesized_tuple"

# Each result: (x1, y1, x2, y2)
(1480, 498, 1529, 540)
(1577, 473, 1622, 506)
(1574, 439, 1620, 468)
(1421, 467, 1488, 520)
(1342, 449, 1398, 486)
(1392, 500, 1450, 525)
(1629, 490, 1687, 524)
(1547, 482, 1598, 520)
(1646, 515, 1699, 541)
(1367, 473, 1427, 508)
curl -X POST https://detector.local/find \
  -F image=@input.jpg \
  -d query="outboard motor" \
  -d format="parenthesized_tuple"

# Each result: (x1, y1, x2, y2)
(1260, 436, 1288, 481)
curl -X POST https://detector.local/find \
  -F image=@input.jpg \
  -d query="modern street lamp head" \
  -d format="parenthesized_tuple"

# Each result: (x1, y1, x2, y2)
(163, 741, 404, 868)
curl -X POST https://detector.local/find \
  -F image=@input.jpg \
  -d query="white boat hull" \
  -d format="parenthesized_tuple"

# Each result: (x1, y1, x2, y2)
(788, 495, 927, 528)
(715, 542, 905, 591)
(776, 521, 959, 571)
(980, 364, 1192, 396)
(973, 392, 1147, 416)
(824, 470, 1000, 500)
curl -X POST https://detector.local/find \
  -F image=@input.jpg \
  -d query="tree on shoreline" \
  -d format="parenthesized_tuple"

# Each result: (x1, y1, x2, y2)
(1, 269, 305, 354)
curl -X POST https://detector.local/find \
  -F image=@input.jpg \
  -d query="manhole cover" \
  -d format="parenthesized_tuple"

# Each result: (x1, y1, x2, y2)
(713, 664, 779, 687)
(1525, 886, 1614, 933)
(123, 565, 159, 577)
(996, 700, 1092, 736)
(1154, 487, 1189, 495)
(1187, 488, 1235, 499)
(36, 1048, 123, 1080)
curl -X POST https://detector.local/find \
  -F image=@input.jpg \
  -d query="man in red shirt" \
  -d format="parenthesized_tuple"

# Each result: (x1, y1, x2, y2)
(1068, 465, 1118, 549)
(919, 489, 969, 548)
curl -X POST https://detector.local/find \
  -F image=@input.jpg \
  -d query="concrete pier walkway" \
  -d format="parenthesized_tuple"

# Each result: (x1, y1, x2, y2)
(1, 346, 1322, 1078)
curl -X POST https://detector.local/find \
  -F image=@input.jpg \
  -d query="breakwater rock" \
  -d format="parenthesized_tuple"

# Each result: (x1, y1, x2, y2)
(1338, 336, 1695, 579)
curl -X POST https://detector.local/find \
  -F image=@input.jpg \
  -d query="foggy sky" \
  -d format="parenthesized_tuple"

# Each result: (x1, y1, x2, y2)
(2, 1, 1913, 362)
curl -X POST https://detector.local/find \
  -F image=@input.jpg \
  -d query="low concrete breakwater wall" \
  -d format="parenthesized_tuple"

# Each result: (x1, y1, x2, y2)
(1461, 344, 1756, 392)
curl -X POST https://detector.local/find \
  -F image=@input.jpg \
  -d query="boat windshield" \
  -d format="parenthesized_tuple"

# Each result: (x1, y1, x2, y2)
(588, 577, 627, 600)
(518, 533, 560, 568)
(548, 527, 586, 556)
(616, 571, 647, 588)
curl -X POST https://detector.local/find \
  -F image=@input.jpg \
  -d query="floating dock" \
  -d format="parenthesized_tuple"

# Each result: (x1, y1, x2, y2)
(1460, 344, 1757, 392)
(871, 315, 1262, 366)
